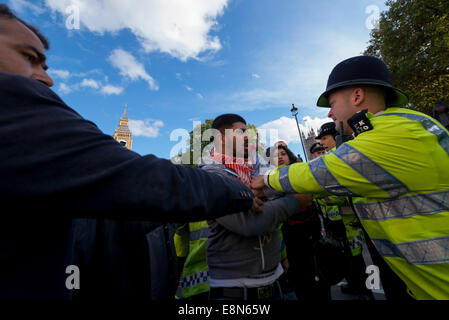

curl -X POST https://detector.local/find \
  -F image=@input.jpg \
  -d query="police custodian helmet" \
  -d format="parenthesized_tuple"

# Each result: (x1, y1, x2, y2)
(317, 56, 409, 108)
(316, 122, 337, 140)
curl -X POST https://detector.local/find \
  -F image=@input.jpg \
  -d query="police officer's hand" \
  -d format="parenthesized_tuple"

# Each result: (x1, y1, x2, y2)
(292, 193, 313, 208)
(250, 176, 265, 191)
(251, 186, 265, 198)
(251, 197, 264, 213)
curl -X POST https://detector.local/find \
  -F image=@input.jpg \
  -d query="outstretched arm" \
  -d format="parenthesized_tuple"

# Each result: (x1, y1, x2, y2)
(0, 73, 253, 222)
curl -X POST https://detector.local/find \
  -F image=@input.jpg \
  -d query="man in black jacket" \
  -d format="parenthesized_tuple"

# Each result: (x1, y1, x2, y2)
(0, 4, 255, 299)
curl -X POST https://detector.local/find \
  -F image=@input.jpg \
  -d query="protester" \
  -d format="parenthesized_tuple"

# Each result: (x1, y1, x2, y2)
(252, 55, 449, 300)
(274, 141, 288, 148)
(268, 145, 332, 301)
(0, 4, 256, 300)
(200, 114, 311, 301)
(263, 146, 294, 296)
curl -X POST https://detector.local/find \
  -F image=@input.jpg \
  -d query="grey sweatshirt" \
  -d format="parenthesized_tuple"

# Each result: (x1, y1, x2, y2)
(200, 161, 300, 280)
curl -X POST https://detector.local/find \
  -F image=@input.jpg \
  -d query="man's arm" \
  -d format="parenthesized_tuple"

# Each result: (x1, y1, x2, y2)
(0, 73, 253, 222)
(214, 195, 300, 237)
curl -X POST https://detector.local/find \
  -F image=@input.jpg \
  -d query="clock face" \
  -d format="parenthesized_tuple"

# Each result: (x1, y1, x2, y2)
(119, 140, 127, 147)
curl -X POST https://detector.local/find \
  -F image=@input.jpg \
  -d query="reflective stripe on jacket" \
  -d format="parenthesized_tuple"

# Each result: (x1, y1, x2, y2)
(267, 107, 449, 300)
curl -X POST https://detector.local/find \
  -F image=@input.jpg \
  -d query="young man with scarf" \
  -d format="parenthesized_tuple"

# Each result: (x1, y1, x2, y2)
(200, 114, 311, 300)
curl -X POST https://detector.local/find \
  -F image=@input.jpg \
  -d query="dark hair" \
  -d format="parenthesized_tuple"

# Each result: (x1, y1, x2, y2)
(268, 145, 297, 166)
(0, 4, 50, 50)
(210, 114, 246, 142)
(212, 114, 246, 131)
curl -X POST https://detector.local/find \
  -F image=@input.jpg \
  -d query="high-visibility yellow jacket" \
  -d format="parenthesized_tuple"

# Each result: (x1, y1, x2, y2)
(315, 195, 364, 256)
(174, 221, 210, 299)
(266, 107, 449, 300)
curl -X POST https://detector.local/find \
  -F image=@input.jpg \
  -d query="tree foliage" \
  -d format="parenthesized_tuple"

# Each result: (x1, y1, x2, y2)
(364, 0, 449, 115)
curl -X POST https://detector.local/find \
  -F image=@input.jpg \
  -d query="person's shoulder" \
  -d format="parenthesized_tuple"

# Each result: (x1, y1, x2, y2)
(202, 164, 239, 180)
(0, 72, 87, 121)
(0, 71, 64, 103)
(376, 107, 437, 123)
(199, 157, 238, 176)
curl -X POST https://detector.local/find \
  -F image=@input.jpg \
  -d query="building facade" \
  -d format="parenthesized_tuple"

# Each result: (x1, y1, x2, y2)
(302, 128, 317, 161)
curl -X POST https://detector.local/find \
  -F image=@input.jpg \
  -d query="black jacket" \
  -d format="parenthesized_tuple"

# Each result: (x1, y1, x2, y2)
(0, 72, 253, 299)
(71, 219, 178, 300)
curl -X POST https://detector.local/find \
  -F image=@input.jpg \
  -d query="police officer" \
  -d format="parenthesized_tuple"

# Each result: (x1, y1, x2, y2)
(315, 122, 338, 152)
(174, 221, 210, 300)
(310, 142, 325, 159)
(252, 56, 449, 300)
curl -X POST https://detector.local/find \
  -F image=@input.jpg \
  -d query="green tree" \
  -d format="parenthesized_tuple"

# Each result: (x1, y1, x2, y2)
(364, 0, 449, 115)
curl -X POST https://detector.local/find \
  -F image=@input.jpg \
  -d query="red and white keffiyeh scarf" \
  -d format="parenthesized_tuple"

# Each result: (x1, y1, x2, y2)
(211, 150, 273, 249)
(210, 150, 254, 187)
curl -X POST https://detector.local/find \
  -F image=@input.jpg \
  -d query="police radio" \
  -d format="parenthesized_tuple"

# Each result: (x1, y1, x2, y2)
(347, 109, 373, 137)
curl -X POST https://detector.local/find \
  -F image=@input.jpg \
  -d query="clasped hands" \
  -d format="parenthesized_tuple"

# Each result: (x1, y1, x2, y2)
(250, 176, 312, 213)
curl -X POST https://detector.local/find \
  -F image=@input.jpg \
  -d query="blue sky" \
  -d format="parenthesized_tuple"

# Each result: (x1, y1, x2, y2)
(7, 0, 387, 160)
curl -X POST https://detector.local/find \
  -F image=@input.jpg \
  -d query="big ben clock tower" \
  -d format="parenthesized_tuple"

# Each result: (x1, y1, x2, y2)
(113, 104, 133, 150)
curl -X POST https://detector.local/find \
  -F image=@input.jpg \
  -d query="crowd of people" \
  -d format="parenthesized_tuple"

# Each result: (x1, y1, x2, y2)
(1, 3, 449, 301)
(174, 118, 374, 301)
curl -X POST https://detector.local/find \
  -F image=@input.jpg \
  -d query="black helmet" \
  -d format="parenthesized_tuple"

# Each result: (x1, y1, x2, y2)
(316, 122, 337, 139)
(317, 56, 408, 108)
(310, 142, 325, 154)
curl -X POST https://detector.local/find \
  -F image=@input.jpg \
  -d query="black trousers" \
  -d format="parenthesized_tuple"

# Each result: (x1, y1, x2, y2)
(282, 219, 331, 301)
(345, 253, 369, 292)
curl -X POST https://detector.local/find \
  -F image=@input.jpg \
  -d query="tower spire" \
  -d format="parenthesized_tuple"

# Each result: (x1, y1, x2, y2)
(121, 104, 128, 120)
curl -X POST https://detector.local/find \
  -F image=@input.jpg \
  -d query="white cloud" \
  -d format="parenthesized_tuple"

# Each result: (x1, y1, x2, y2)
(128, 119, 164, 138)
(100, 85, 124, 95)
(197, 93, 204, 99)
(176, 73, 182, 80)
(258, 116, 331, 145)
(252, 73, 260, 79)
(301, 116, 333, 134)
(48, 69, 71, 80)
(53, 75, 123, 95)
(45, 0, 229, 61)
(48, 69, 103, 81)
(80, 78, 100, 89)
(185, 85, 193, 92)
(58, 83, 72, 94)
(73, 69, 103, 78)
(10, 0, 46, 15)
(108, 49, 158, 91)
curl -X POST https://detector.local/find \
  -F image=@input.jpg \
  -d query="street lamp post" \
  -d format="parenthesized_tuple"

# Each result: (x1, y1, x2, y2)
(291, 104, 308, 161)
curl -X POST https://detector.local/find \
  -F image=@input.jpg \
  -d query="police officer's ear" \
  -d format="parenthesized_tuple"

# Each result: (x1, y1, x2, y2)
(350, 87, 367, 108)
